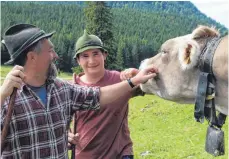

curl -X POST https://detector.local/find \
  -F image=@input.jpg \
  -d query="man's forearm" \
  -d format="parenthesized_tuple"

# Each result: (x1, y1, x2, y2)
(99, 79, 135, 106)
(100, 64, 157, 105)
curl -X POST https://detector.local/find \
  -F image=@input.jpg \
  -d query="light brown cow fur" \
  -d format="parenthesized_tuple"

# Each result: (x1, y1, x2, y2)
(140, 25, 228, 115)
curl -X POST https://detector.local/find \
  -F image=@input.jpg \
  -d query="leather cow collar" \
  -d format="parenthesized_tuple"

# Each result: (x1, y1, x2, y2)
(194, 36, 227, 128)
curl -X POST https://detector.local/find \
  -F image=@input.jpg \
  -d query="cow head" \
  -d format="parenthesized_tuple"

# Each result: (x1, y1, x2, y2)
(140, 25, 220, 103)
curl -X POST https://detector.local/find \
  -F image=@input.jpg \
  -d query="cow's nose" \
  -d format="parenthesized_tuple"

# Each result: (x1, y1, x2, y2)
(154, 73, 160, 81)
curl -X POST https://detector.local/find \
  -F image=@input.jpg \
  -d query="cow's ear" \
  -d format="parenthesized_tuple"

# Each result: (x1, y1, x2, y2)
(192, 25, 220, 40)
(178, 40, 200, 70)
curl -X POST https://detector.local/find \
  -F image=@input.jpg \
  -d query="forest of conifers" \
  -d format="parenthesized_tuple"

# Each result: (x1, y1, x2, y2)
(1, 1, 228, 72)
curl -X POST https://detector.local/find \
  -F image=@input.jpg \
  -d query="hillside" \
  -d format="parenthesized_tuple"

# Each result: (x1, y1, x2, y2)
(1, 1, 228, 71)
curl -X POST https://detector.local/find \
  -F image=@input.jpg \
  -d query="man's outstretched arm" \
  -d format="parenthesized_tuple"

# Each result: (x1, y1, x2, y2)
(99, 65, 158, 106)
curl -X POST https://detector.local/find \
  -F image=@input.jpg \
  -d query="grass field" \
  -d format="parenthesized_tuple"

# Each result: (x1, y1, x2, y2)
(0, 65, 12, 84)
(128, 95, 228, 159)
(1, 65, 228, 158)
(0, 65, 72, 84)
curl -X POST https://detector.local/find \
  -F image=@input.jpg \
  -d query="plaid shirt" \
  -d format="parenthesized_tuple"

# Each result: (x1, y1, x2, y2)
(1, 78, 100, 159)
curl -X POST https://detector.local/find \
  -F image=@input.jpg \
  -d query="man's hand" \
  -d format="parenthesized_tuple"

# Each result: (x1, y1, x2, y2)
(131, 64, 158, 86)
(68, 132, 79, 149)
(120, 68, 139, 81)
(100, 65, 158, 106)
(0, 65, 25, 100)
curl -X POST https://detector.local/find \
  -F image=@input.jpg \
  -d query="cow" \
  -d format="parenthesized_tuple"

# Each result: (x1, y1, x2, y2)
(139, 25, 228, 116)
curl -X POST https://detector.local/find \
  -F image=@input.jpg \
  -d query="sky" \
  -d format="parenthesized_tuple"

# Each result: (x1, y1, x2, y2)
(190, 0, 229, 28)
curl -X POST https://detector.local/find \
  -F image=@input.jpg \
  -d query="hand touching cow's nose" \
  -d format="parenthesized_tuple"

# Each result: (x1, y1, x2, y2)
(120, 68, 139, 81)
(131, 65, 158, 85)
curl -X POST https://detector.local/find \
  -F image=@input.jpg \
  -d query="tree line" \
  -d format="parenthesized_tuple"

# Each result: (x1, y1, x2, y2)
(1, 1, 227, 72)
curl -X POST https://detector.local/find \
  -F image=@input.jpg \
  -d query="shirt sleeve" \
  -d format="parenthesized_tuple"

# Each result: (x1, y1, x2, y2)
(1, 101, 8, 130)
(70, 84, 100, 112)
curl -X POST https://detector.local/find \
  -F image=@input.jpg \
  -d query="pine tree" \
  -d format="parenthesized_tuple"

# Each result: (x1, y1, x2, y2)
(131, 43, 139, 68)
(84, 1, 117, 70)
(116, 39, 125, 71)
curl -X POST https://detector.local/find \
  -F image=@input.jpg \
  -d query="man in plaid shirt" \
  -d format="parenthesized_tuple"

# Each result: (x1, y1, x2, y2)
(0, 24, 158, 158)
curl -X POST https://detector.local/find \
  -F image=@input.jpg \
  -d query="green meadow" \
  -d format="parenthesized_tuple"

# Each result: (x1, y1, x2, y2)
(128, 95, 228, 159)
(0, 65, 72, 84)
(1, 66, 228, 159)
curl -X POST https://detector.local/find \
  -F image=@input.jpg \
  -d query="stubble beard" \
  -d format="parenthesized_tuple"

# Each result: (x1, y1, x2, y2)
(47, 62, 58, 79)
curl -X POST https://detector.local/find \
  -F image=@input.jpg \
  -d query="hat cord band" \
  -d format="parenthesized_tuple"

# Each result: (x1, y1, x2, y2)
(76, 43, 103, 53)
(11, 30, 46, 59)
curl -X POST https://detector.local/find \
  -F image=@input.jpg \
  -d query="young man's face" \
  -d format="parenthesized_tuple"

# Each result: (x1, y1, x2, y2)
(77, 48, 107, 75)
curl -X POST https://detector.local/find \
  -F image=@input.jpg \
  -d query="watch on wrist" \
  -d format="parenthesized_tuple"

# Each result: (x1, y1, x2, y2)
(127, 78, 135, 88)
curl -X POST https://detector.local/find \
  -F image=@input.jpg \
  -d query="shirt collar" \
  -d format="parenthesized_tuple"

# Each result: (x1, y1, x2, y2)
(20, 76, 55, 93)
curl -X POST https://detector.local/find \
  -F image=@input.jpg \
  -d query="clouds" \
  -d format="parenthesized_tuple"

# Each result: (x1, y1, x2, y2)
(190, 0, 228, 28)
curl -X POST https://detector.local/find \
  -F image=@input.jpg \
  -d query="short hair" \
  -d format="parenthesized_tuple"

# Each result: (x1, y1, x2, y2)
(76, 48, 106, 60)
(14, 39, 43, 66)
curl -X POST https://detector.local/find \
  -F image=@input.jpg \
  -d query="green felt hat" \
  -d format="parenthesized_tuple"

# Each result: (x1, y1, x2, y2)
(73, 30, 107, 59)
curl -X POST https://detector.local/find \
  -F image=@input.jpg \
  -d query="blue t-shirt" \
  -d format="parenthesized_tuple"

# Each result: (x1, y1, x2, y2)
(29, 84, 47, 106)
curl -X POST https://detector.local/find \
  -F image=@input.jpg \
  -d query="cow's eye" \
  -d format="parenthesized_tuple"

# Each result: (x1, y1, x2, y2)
(161, 51, 167, 54)
(161, 50, 168, 63)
